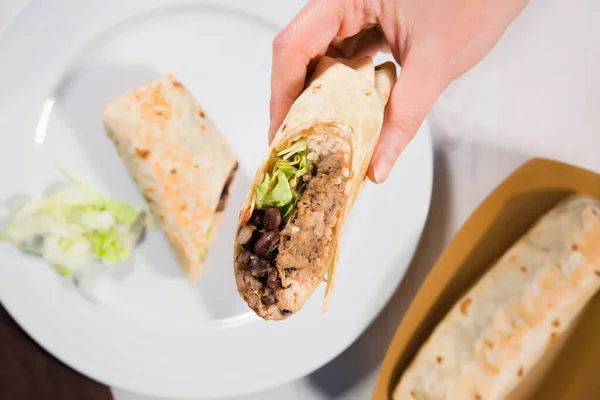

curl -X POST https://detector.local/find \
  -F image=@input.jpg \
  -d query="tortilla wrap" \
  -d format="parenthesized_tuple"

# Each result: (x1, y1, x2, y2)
(103, 74, 237, 283)
(393, 195, 600, 400)
(234, 57, 397, 320)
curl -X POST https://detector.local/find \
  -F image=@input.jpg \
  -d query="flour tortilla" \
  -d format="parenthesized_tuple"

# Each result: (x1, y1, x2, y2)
(103, 74, 237, 283)
(234, 57, 397, 318)
(393, 195, 600, 400)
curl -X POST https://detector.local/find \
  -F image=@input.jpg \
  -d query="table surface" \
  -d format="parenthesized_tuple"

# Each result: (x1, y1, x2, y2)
(1, 0, 599, 399)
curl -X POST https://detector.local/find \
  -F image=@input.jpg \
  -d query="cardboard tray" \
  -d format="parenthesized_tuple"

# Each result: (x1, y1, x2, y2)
(372, 158, 600, 400)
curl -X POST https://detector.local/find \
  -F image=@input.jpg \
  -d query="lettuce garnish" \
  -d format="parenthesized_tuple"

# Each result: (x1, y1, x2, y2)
(254, 140, 310, 218)
(53, 265, 72, 277)
(255, 170, 293, 209)
(0, 166, 147, 278)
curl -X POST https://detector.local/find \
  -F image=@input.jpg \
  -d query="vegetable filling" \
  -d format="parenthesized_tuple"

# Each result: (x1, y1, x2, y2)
(236, 136, 349, 316)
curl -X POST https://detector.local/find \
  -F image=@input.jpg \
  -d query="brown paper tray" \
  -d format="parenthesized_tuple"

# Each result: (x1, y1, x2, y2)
(372, 158, 600, 400)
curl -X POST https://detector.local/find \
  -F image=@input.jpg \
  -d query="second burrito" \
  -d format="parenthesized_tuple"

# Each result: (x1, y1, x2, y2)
(103, 74, 238, 284)
(234, 57, 397, 320)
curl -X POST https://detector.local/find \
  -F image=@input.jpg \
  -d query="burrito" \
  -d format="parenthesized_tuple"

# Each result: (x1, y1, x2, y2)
(393, 195, 600, 400)
(234, 57, 397, 320)
(103, 74, 238, 283)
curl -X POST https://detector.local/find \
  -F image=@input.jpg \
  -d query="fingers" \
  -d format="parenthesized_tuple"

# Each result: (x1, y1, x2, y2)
(368, 63, 447, 183)
(330, 26, 391, 59)
(269, 0, 366, 142)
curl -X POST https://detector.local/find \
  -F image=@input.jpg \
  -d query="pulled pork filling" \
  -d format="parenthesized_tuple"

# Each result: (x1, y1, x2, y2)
(278, 154, 344, 273)
(236, 136, 349, 316)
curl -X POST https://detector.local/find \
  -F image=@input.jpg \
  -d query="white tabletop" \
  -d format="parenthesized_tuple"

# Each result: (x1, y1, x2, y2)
(1, 0, 599, 399)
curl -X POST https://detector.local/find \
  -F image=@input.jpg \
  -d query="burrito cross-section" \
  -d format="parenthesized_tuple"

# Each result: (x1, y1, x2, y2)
(103, 74, 237, 283)
(234, 57, 397, 320)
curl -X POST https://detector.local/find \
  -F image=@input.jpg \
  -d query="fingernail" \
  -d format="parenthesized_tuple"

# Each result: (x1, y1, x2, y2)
(373, 156, 392, 184)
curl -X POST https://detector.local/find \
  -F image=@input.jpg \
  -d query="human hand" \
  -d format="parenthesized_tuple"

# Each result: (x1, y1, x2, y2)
(269, 0, 529, 182)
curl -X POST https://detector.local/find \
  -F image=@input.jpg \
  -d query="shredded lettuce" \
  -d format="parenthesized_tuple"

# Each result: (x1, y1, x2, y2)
(104, 202, 140, 224)
(254, 173, 271, 208)
(83, 228, 131, 264)
(58, 237, 75, 250)
(277, 139, 307, 160)
(254, 140, 311, 218)
(48, 167, 141, 226)
(53, 265, 72, 277)
(258, 170, 293, 208)
(55, 163, 86, 186)
(275, 161, 295, 180)
(0, 166, 147, 278)
(281, 190, 298, 219)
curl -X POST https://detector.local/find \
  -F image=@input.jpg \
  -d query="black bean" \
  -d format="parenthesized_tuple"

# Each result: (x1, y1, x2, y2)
(247, 229, 261, 250)
(266, 267, 282, 289)
(261, 294, 276, 306)
(254, 229, 280, 257)
(237, 225, 254, 245)
(250, 209, 264, 227)
(265, 250, 277, 265)
(249, 257, 268, 278)
(251, 229, 263, 242)
(267, 267, 278, 281)
(263, 207, 282, 231)
(236, 249, 251, 265)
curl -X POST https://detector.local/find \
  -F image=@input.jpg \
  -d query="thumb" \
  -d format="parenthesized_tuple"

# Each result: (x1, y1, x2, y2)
(368, 63, 446, 183)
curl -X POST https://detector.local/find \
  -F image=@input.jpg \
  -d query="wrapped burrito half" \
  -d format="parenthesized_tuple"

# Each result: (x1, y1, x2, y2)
(234, 57, 397, 320)
(393, 195, 600, 400)
(103, 74, 238, 283)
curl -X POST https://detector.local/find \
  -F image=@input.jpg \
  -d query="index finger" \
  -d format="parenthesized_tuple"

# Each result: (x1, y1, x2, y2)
(269, 0, 366, 141)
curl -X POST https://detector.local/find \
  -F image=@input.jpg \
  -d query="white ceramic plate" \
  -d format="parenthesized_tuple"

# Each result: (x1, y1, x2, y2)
(0, 0, 433, 398)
